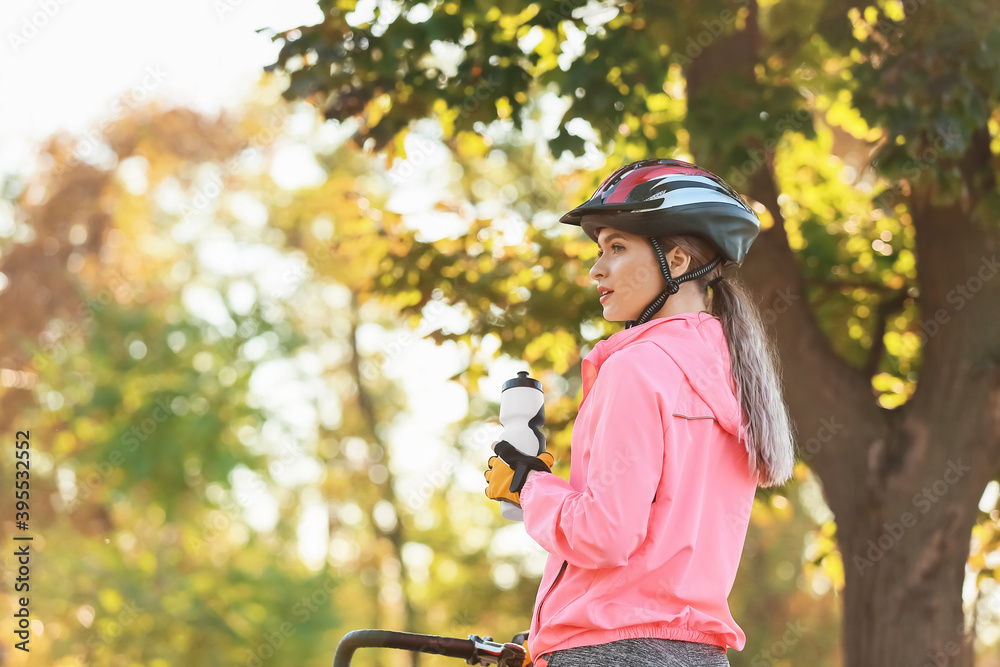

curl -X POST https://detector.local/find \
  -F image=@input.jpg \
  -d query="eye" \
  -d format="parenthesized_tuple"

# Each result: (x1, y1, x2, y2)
(597, 243, 625, 258)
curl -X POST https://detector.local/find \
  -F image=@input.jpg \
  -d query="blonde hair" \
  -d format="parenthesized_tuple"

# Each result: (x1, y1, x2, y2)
(661, 235, 796, 487)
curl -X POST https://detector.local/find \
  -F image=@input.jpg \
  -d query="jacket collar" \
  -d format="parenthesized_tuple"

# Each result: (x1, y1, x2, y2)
(579, 312, 743, 440)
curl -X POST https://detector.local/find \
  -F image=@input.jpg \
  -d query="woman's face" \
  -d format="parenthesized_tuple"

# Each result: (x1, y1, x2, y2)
(589, 228, 666, 322)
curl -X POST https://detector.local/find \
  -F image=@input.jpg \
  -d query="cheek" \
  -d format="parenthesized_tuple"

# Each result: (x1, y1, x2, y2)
(620, 266, 664, 312)
(619, 257, 658, 294)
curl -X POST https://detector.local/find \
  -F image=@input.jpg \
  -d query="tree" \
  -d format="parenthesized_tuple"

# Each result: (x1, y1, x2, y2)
(0, 101, 346, 666)
(265, 0, 1000, 665)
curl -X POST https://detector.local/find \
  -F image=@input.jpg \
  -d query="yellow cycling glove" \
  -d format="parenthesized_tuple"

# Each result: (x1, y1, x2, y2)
(484, 441, 554, 508)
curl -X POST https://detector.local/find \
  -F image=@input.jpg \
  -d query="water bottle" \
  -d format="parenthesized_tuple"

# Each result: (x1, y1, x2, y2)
(498, 371, 546, 521)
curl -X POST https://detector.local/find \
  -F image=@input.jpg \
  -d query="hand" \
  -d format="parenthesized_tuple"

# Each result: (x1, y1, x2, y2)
(484, 441, 554, 508)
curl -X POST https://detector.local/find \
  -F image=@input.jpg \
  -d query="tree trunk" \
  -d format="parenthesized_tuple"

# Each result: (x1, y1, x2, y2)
(684, 2, 1000, 665)
(347, 292, 420, 666)
(741, 145, 999, 667)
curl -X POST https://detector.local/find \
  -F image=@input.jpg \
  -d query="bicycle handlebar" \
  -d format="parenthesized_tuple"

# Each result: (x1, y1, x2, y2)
(332, 629, 527, 667)
(333, 630, 473, 666)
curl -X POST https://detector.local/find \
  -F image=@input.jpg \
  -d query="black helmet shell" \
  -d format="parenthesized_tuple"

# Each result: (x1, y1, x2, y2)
(559, 158, 761, 265)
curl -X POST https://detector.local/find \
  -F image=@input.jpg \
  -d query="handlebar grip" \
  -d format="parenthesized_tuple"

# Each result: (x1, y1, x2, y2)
(333, 629, 475, 667)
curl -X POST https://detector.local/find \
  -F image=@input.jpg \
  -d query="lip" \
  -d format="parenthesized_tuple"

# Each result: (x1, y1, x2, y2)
(599, 290, 614, 304)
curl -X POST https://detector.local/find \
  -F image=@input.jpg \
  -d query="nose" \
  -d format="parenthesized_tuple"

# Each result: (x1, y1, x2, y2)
(590, 254, 606, 281)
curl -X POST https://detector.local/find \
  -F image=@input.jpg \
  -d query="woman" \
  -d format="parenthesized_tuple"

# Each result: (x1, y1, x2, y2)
(485, 158, 796, 666)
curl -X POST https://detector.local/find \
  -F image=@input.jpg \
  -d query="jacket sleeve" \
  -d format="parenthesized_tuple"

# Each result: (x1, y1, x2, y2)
(520, 344, 682, 569)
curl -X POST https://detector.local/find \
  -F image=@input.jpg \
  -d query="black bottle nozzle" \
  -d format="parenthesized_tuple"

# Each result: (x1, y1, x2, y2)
(502, 371, 542, 392)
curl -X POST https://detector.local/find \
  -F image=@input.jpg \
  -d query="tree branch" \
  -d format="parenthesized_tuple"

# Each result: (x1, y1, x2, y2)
(804, 277, 908, 294)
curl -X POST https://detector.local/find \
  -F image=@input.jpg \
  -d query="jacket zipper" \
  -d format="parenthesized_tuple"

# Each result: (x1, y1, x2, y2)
(534, 560, 568, 630)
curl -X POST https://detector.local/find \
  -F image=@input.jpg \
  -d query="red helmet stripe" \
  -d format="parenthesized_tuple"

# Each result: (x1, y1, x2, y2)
(603, 165, 711, 204)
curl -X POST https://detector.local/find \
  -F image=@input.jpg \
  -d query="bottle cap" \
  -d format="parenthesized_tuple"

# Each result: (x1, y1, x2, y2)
(502, 370, 542, 391)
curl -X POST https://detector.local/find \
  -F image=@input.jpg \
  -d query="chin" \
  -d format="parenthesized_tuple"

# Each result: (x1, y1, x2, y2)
(601, 307, 626, 322)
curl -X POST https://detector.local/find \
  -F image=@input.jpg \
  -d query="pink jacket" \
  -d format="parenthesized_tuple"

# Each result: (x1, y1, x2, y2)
(520, 312, 759, 664)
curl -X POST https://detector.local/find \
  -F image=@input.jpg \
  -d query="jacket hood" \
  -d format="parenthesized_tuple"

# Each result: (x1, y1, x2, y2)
(581, 312, 744, 441)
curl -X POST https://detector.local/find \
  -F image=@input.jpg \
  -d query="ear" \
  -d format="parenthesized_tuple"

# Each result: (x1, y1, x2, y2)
(666, 246, 692, 276)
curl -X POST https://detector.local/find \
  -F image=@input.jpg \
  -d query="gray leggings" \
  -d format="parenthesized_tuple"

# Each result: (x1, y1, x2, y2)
(543, 637, 731, 667)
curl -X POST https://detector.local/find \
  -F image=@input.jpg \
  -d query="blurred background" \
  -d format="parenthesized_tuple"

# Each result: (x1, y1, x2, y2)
(1, 0, 998, 665)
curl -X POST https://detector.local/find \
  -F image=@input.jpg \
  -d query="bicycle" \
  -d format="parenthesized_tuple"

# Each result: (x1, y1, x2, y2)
(332, 629, 530, 666)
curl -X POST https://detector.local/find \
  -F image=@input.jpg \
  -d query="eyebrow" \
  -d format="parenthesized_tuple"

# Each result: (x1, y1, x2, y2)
(598, 232, 627, 247)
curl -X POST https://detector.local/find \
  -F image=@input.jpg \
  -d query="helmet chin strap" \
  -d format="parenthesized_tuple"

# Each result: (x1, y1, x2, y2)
(625, 239, 722, 329)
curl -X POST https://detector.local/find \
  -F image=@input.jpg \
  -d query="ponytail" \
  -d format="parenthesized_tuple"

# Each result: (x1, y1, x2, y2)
(661, 236, 796, 488)
(708, 276, 795, 487)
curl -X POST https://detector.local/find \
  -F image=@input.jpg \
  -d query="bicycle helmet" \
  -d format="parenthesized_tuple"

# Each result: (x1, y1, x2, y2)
(560, 158, 761, 327)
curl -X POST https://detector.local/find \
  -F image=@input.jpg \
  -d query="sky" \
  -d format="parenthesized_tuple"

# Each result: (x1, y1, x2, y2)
(0, 0, 322, 170)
